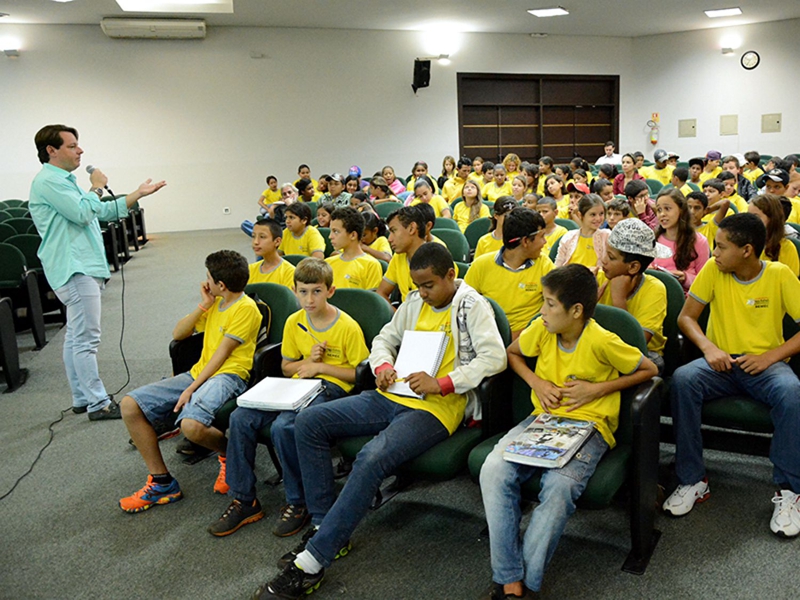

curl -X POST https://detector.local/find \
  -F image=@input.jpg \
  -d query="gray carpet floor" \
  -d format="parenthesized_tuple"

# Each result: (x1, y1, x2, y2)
(1, 229, 796, 600)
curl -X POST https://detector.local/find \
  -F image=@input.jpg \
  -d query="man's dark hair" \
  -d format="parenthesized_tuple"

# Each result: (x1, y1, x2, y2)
(593, 178, 613, 194)
(686, 191, 708, 208)
(702, 179, 725, 193)
(624, 179, 648, 199)
(633, 151, 644, 160)
(266, 175, 277, 184)
(717, 170, 736, 182)
(722, 155, 740, 167)
(598, 163, 617, 178)
(541, 264, 598, 321)
(606, 198, 631, 216)
(672, 167, 689, 183)
(206, 250, 250, 293)
(483, 161, 495, 172)
(744, 151, 761, 165)
(386, 206, 426, 239)
(35, 124, 78, 164)
(605, 140, 615, 148)
(718, 213, 766, 256)
(331, 207, 365, 238)
(296, 178, 314, 194)
(457, 157, 472, 169)
(415, 202, 436, 230)
(409, 242, 454, 278)
(503, 208, 545, 249)
(285, 202, 312, 225)
(773, 158, 792, 172)
(253, 217, 283, 240)
(784, 154, 800, 168)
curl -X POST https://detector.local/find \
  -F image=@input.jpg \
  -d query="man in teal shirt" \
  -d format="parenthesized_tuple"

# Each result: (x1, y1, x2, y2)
(29, 124, 166, 420)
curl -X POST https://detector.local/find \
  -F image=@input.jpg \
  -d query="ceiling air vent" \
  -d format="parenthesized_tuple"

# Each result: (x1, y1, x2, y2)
(101, 18, 206, 40)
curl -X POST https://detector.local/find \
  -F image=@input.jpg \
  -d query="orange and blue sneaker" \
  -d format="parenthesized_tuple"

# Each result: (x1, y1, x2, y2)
(119, 475, 183, 513)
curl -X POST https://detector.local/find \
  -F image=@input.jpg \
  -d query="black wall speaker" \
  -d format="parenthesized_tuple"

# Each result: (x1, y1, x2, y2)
(412, 59, 431, 93)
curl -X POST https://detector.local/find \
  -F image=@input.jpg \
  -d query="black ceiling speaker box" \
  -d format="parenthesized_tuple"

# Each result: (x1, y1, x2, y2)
(412, 59, 431, 93)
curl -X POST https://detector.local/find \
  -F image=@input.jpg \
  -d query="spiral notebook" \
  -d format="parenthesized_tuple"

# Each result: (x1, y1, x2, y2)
(236, 377, 324, 411)
(385, 330, 448, 399)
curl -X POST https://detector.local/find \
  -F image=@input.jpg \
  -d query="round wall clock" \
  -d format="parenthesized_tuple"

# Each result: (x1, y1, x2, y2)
(741, 50, 760, 70)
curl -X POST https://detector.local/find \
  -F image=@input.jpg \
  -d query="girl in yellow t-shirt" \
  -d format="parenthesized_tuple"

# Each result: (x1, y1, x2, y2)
(361, 211, 393, 263)
(453, 179, 490, 233)
(523, 163, 540, 195)
(406, 161, 439, 194)
(410, 178, 452, 219)
(555, 195, 609, 269)
(438, 155, 456, 191)
(474, 196, 517, 259)
(511, 175, 527, 204)
(749, 193, 800, 277)
(544, 174, 568, 218)
(503, 153, 522, 180)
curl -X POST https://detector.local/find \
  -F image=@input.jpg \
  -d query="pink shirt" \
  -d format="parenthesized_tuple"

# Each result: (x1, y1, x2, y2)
(388, 178, 406, 196)
(653, 233, 710, 293)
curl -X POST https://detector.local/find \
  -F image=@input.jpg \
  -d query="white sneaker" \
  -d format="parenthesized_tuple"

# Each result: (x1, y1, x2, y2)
(662, 479, 710, 516)
(770, 490, 800, 538)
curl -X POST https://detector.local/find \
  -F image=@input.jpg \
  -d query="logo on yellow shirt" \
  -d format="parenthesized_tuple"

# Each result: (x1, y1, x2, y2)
(747, 297, 770, 309)
(518, 282, 540, 292)
(325, 345, 342, 360)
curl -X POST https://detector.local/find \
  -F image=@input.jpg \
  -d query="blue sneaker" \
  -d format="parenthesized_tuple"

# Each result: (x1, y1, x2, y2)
(119, 476, 182, 513)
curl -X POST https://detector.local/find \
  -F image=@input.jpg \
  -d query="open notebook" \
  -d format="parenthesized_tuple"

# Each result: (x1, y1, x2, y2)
(385, 330, 448, 399)
(237, 377, 324, 411)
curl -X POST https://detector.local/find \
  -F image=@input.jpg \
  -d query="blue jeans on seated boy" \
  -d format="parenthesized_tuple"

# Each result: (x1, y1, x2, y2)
(671, 358, 800, 491)
(480, 416, 608, 593)
(225, 381, 347, 504)
(130, 371, 247, 429)
(294, 389, 449, 566)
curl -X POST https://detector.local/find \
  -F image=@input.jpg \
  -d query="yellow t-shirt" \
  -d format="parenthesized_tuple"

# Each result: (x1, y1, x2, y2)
(569, 233, 598, 267)
(325, 253, 383, 290)
(464, 252, 554, 333)
(640, 165, 675, 186)
(410, 195, 451, 218)
(261, 188, 282, 205)
(281, 308, 369, 393)
(384, 253, 415, 302)
(468, 172, 483, 185)
(742, 167, 764, 184)
(555, 197, 570, 220)
(543, 225, 568, 256)
(518, 318, 644, 447)
(484, 181, 514, 204)
(279, 226, 326, 257)
(698, 167, 722, 185)
(442, 176, 468, 204)
(596, 272, 667, 355)
(762, 238, 800, 277)
(406, 176, 439, 194)
(697, 219, 720, 251)
(453, 201, 490, 233)
(474, 231, 503, 259)
(380, 301, 465, 434)
(689, 260, 800, 356)
(368, 235, 393, 256)
(293, 178, 320, 192)
(248, 259, 295, 288)
(679, 183, 694, 197)
(725, 193, 748, 214)
(191, 294, 262, 382)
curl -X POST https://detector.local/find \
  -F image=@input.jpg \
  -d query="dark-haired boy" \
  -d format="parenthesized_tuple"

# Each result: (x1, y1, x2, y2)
(279, 203, 326, 258)
(742, 151, 764, 185)
(722, 155, 756, 201)
(209, 258, 368, 538)
(465, 208, 554, 339)
(688, 158, 705, 187)
(698, 150, 723, 185)
(717, 170, 747, 213)
(536, 197, 568, 252)
(480, 264, 656, 599)
(252, 243, 507, 599)
(640, 148, 674, 186)
(599, 219, 669, 373)
(593, 178, 615, 204)
(664, 213, 800, 538)
(318, 173, 352, 208)
(119, 250, 262, 513)
(605, 197, 630, 230)
(686, 191, 729, 251)
(377, 206, 428, 303)
(325, 207, 382, 290)
(249, 219, 295, 288)
(624, 180, 658, 230)
(670, 167, 694, 197)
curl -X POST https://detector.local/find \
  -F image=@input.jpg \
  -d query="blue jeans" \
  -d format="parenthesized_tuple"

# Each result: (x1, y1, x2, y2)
(671, 358, 800, 491)
(480, 416, 608, 592)
(225, 381, 347, 504)
(295, 390, 449, 567)
(54, 274, 110, 413)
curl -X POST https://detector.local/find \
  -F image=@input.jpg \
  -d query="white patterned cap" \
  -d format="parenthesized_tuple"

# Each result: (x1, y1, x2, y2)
(608, 219, 672, 259)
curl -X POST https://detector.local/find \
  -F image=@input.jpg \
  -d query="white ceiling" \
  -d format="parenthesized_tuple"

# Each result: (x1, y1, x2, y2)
(1, 0, 798, 38)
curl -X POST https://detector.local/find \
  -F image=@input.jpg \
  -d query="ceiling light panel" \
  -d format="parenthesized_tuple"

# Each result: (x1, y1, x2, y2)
(704, 7, 742, 18)
(528, 6, 569, 17)
(116, 0, 233, 13)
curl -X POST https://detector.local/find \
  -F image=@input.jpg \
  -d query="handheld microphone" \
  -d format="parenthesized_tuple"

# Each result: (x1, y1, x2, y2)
(86, 165, 116, 198)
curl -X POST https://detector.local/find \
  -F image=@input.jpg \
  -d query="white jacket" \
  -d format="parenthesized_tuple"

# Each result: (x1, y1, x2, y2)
(369, 280, 507, 422)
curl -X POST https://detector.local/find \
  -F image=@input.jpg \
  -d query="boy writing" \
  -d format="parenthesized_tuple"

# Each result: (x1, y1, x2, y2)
(465, 208, 554, 340)
(325, 207, 382, 290)
(377, 206, 429, 304)
(480, 264, 656, 599)
(279, 203, 326, 258)
(249, 218, 296, 288)
(208, 258, 368, 538)
(598, 219, 669, 373)
(252, 243, 507, 599)
(663, 214, 800, 538)
(119, 251, 262, 512)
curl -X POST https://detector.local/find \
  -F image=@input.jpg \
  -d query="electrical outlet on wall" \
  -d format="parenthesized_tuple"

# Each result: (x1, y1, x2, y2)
(223, 207, 231, 215)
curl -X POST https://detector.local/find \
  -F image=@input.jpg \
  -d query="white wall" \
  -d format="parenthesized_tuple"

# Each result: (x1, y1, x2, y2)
(623, 18, 800, 161)
(2, 19, 796, 233)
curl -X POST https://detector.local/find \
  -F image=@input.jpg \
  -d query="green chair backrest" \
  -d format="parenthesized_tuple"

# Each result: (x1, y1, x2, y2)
(5, 218, 33, 235)
(431, 217, 460, 231)
(454, 261, 470, 279)
(644, 179, 663, 196)
(244, 282, 300, 346)
(282, 254, 309, 267)
(555, 218, 579, 231)
(27, 222, 39, 235)
(787, 222, 800, 237)
(5, 207, 30, 218)
(0, 211, 12, 224)
(304, 201, 318, 219)
(0, 223, 18, 242)
(450, 197, 464, 211)
(431, 228, 470, 263)
(375, 201, 405, 220)
(0, 199, 26, 208)
(377, 259, 388, 275)
(328, 288, 393, 350)
(464, 217, 492, 250)
(646, 269, 686, 377)
(5, 235, 42, 272)
(484, 296, 512, 347)
(787, 237, 800, 264)
(548, 235, 562, 262)
(687, 182, 701, 192)
(0, 243, 27, 287)
(316, 227, 335, 257)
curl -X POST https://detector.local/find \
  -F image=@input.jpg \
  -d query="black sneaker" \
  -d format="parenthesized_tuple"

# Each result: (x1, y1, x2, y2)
(277, 527, 351, 570)
(88, 398, 122, 421)
(72, 406, 88, 414)
(478, 582, 538, 599)
(252, 562, 323, 600)
(273, 504, 311, 537)
(208, 499, 265, 537)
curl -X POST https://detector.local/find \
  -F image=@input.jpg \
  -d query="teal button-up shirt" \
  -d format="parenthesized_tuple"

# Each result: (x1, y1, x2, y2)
(29, 163, 128, 289)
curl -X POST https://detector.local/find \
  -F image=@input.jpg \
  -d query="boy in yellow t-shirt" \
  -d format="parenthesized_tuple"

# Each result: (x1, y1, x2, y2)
(250, 243, 507, 599)
(120, 250, 262, 513)
(640, 149, 674, 186)
(248, 218, 295, 288)
(718, 170, 748, 213)
(210, 258, 369, 538)
(536, 197, 567, 254)
(664, 213, 800, 538)
(481, 264, 656, 598)
(325, 207, 382, 290)
(698, 150, 723, 185)
(279, 203, 326, 258)
(687, 191, 729, 251)
(465, 208, 554, 339)
(441, 158, 472, 204)
(378, 205, 428, 304)
(598, 219, 669, 372)
(742, 151, 764, 184)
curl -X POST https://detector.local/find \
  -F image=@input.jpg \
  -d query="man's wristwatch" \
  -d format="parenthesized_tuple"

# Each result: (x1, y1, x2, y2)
(90, 187, 103, 198)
